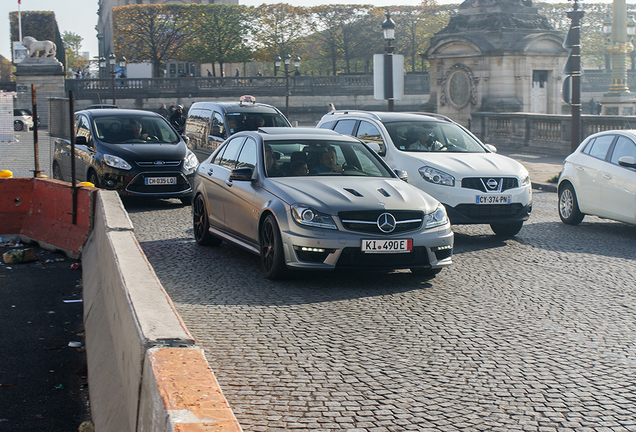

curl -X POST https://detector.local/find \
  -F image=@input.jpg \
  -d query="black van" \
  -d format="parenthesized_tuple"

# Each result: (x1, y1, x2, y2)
(184, 95, 291, 157)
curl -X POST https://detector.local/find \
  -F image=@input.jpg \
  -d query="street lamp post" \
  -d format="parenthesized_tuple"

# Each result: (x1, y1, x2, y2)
(600, 0, 636, 115)
(382, 10, 396, 112)
(275, 54, 301, 119)
(103, 53, 127, 105)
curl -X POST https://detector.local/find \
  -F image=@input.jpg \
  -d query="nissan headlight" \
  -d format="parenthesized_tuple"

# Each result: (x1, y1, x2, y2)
(184, 150, 199, 170)
(103, 154, 132, 170)
(419, 166, 455, 186)
(291, 204, 337, 230)
(425, 204, 449, 229)
(521, 175, 530, 187)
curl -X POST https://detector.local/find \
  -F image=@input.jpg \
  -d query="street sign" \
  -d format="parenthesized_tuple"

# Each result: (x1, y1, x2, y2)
(562, 75, 572, 105)
(373, 54, 404, 100)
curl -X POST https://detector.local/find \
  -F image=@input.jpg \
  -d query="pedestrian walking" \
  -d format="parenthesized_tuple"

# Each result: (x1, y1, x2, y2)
(168, 102, 176, 116)
(169, 105, 186, 134)
(588, 98, 595, 115)
(235, 68, 240, 77)
(158, 103, 168, 118)
(596, 101, 602, 115)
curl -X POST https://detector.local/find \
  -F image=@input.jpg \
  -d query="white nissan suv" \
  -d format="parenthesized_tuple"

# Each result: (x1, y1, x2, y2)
(317, 111, 532, 237)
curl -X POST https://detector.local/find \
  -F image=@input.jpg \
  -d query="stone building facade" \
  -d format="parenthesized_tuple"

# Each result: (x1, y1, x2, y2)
(424, 0, 567, 126)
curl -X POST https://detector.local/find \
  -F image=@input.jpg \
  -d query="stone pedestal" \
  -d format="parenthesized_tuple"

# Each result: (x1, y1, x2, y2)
(600, 93, 636, 116)
(14, 58, 66, 128)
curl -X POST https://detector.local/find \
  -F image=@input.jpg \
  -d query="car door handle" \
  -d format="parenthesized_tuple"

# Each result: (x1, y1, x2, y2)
(225, 180, 233, 187)
(575, 166, 584, 171)
(207, 169, 213, 176)
(603, 174, 612, 179)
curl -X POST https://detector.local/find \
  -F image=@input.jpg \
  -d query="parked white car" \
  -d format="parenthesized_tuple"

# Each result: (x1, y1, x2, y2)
(317, 111, 532, 237)
(558, 130, 636, 226)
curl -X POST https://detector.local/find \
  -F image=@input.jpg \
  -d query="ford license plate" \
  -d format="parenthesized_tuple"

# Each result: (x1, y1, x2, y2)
(361, 239, 412, 253)
(475, 195, 511, 204)
(145, 177, 176, 185)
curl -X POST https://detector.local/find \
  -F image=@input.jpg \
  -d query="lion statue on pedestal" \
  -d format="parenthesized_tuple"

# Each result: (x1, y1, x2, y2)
(22, 36, 57, 58)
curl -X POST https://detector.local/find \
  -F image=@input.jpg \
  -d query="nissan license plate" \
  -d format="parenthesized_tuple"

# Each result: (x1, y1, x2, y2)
(145, 177, 176, 185)
(475, 195, 511, 204)
(361, 239, 412, 253)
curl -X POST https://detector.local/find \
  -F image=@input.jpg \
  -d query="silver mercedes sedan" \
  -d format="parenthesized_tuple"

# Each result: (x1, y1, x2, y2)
(192, 128, 454, 280)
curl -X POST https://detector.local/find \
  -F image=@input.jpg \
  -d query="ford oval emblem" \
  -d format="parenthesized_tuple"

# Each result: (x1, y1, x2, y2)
(154, 161, 166, 165)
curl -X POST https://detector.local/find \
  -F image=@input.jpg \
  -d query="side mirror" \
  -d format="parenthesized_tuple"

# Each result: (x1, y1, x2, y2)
(229, 167, 254, 181)
(365, 142, 381, 153)
(75, 135, 88, 145)
(181, 134, 190, 143)
(394, 169, 409, 182)
(485, 144, 497, 153)
(618, 155, 636, 169)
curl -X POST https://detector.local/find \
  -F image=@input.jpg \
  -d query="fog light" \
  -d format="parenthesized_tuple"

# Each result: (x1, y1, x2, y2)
(300, 246, 325, 253)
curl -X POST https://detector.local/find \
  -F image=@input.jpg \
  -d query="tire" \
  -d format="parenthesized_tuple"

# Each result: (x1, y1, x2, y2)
(52, 162, 63, 181)
(14, 120, 23, 131)
(193, 194, 221, 246)
(260, 214, 288, 280)
(87, 171, 100, 188)
(410, 267, 442, 278)
(490, 221, 523, 238)
(558, 183, 584, 225)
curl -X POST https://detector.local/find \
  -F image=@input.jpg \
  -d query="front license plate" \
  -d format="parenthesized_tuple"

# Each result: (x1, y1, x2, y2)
(361, 239, 412, 253)
(145, 177, 176, 185)
(475, 194, 511, 204)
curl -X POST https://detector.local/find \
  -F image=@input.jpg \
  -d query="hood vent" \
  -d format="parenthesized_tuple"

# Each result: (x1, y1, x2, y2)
(377, 188, 390, 197)
(343, 188, 364, 197)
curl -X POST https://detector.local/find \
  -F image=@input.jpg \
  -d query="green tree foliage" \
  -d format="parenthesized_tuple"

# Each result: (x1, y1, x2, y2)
(62, 31, 88, 78)
(250, 4, 311, 67)
(0, 56, 14, 82)
(392, 2, 451, 72)
(113, 4, 195, 77)
(9, 11, 65, 67)
(309, 5, 379, 75)
(185, 4, 254, 77)
(535, 2, 636, 69)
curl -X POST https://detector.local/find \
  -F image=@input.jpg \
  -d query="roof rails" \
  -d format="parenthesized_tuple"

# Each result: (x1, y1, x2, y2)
(325, 110, 383, 120)
(410, 112, 453, 122)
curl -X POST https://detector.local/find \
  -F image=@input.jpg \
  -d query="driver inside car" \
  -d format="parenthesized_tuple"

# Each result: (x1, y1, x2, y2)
(311, 146, 344, 174)
(131, 122, 151, 141)
(408, 127, 443, 151)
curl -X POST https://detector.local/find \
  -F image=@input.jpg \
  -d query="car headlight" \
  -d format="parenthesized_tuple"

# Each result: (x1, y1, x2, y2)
(103, 154, 132, 170)
(521, 175, 531, 187)
(291, 204, 337, 230)
(425, 204, 449, 229)
(418, 166, 455, 187)
(184, 150, 198, 170)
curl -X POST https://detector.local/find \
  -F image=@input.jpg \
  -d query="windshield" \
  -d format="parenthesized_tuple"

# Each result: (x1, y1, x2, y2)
(264, 139, 394, 178)
(93, 115, 180, 144)
(384, 121, 486, 153)
(226, 113, 291, 135)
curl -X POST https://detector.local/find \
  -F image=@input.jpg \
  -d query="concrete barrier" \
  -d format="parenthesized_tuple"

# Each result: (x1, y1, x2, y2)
(82, 190, 242, 432)
(0, 178, 94, 258)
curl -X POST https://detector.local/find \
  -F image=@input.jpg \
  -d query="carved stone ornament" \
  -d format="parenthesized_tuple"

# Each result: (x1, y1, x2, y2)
(22, 36, 57, 59)
(440, 64, 477, 109)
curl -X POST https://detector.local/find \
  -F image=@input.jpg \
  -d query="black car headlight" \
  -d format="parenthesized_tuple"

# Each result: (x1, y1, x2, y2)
(291, 204, 337, 230)
(425, 204, 449, 229)
(418, 166, 455, 187)
(103, 154, 132, 170)
(184, 150, 198, 170)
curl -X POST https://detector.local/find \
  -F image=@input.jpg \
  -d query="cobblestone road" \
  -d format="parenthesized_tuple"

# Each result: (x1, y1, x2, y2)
(126, 192, 636, 432)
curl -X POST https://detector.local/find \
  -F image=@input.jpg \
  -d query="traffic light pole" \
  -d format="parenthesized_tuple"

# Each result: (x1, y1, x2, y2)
(567, 1, 585, 153)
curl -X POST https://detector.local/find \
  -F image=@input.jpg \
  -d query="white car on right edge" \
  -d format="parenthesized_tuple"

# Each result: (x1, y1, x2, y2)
(317, 111, 532, 237)
(558, 129, 636, 226)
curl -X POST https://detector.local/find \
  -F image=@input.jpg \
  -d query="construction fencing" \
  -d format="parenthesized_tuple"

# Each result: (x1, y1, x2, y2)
(0, 95, 71, 178)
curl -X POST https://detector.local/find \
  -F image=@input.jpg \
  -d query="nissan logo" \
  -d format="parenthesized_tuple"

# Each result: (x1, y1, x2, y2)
(377, 212, 397, 233)
(486, 178, 499, 190)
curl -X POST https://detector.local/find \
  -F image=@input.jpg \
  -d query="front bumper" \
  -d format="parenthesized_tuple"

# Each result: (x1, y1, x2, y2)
(100, 170, 195, 199)
(279, 222, 454, 271)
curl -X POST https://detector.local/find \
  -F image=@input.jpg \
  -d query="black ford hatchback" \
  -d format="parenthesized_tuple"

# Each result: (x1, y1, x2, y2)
(52, 109, 198, 204)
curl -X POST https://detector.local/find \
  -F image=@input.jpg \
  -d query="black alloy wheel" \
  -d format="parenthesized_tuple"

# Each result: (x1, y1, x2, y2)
(260, 214, 288, 280)
(193, 194, 220, 246)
